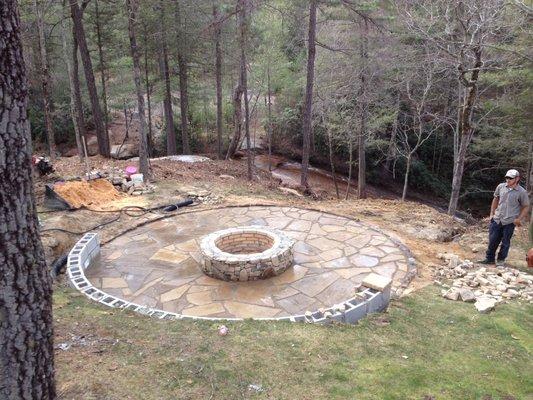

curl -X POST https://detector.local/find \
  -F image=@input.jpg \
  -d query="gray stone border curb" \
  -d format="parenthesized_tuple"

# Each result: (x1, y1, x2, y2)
(67, 205, 416, 324)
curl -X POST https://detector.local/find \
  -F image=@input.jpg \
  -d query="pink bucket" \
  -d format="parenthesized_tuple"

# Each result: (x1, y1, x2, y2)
(125, 165, 137, 177)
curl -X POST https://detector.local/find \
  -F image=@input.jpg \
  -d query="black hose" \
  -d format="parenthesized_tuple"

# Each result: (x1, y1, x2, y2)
(39, 199, 194, 235)
(163, 198, 194, 211)
(51, 253, 69, 276)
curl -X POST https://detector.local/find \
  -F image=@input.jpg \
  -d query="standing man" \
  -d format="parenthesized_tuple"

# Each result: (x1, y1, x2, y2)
(479, 169, 530, 266)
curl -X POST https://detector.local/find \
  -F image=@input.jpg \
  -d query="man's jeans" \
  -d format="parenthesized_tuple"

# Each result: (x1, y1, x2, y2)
(485, 219, 516, 262)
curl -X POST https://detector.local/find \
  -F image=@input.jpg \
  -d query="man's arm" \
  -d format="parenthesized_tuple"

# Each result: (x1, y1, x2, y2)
(514, 191, 530, 227)
(490, 197, 499, 219)
(514, 205, 529, 227)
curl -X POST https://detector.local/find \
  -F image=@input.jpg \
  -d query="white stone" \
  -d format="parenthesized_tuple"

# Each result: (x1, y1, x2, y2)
(459, 288, 475, 302)
(443, 289, 459, 301)
(475, 297, 497, 313)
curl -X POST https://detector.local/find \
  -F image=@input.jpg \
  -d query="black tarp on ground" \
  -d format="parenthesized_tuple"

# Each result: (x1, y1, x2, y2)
(43, 184, 72, 210)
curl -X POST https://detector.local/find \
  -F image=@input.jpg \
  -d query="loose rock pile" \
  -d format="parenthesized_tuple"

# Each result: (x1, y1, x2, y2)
(432, 253, 533, 313)
(176, 186, 221, 205)
(105, 167, 156, 196)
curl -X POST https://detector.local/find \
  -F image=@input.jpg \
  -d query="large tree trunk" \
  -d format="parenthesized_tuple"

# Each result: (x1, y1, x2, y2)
(0, 2, 56, 398)
(448, 51, 482, 215)
(174, 0, 191, 154)
(60, 3, 84, 162)
(33, 0, 56, 159)
(126, 0, 150, 180)
(213, 4, 223, 159)
(300, 0, 317, 188)
(238, 0, 253, 180)
(70, 0, 110, 157)
(159, 1, 176, 155)
(357, 17, 368, 199)
(94, 0, 109, 143)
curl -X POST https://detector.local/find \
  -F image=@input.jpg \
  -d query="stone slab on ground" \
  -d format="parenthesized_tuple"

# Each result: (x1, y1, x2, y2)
(475, 297, 497, 313)
(362, 273, 392, 292)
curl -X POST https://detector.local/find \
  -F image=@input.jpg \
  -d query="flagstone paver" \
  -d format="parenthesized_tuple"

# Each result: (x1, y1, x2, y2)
(224, 301, 281, 318)
(290, 271, 339, 298)
(85, 206, 414, 319)
(101, 277, 129, 289)
(182, 303, 226, 317)
(160, 285, 190, 303)
(186, 290, 213, 306)
(150, 248, 190, 265)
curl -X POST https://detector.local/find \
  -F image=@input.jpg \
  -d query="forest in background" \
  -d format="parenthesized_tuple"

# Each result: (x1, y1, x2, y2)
(20, 0, 532, 216)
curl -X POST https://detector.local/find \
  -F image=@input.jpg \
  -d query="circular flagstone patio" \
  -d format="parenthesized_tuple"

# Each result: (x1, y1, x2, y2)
(86, 206, 414, 319)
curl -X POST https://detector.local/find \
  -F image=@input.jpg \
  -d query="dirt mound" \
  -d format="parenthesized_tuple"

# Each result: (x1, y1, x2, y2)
(53, 179, 123, 209)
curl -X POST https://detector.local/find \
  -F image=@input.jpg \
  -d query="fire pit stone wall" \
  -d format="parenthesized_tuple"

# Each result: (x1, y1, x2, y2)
(200, 226, 295, 281)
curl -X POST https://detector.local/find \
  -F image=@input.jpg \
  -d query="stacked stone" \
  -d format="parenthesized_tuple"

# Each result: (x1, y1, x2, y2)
(123, 181, 156, 196)
(433, 253, 533, 313)
(215, 232, 274, 254)
(102, 168, 156, 196)
(200, 226, 295, 282)
(176, 186, 221, 205)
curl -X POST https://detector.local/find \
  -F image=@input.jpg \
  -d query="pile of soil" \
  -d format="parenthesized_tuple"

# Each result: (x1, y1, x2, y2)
(53, 179, 123, 209)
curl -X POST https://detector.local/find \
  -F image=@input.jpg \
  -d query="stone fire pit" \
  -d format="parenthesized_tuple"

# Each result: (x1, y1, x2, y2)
(200, 226, 295, 281)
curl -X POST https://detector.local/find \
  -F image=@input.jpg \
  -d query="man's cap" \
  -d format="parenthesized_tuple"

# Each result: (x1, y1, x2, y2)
(505, 169, 520, 178)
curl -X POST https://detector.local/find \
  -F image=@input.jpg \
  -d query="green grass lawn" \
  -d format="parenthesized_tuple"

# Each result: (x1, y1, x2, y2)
(54, 286, 532, 400)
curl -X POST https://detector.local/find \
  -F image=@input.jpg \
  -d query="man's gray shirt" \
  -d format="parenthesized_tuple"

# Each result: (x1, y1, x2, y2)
(493, 183, 530, 225)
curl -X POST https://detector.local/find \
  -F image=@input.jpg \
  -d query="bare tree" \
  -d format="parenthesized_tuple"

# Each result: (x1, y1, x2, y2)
(225, 1, 247, 161)
(385, 90, 400, 172)
(266, 64, 273, 172)
(238, 0, 253, 180)
(33, 0, 56, 159)
(159, 0, 177, 155)
(94, 0, 109, 141)
(60, 0, 85, 162)
(357, 16, 369, 199)
(70, 0, 110, 157)
(126, 0, 150, 180)
(526, 136, 533, 217)
(174, 0, 191, 154)
(396, 58, 440, 201)
(226, 74, 244, 159)
(213, 3, 224, 159)
(400, 0, 509, 214)
(1, 1, 55, 397)
(142, 21, 153, 156)
(301, 0, 317, 189)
